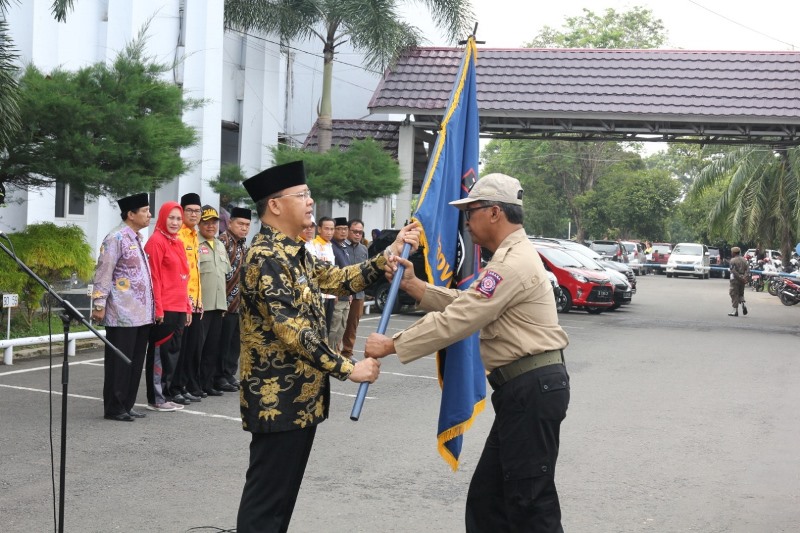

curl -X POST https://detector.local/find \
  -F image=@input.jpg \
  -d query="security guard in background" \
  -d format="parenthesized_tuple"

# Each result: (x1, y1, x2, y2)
(365, 173, 570, 533)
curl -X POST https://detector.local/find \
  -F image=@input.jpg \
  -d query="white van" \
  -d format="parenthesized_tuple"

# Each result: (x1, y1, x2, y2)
(666, 242, 710, 279)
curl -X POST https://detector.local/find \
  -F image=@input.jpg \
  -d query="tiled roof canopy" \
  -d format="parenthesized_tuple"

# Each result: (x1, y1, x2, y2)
(368, 47, 800, 146)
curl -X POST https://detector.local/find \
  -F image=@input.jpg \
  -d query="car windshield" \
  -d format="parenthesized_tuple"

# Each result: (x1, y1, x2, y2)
(709, 249, 720, 257)
(536, 246, 584, 268)
(562, 242, 603, 261)
(622, 243, 636, 253)
(653, 245, 671, 253)
(672, 244, 702, 255)
(562, 249, 605, 271)
(591, 243, 618, 254)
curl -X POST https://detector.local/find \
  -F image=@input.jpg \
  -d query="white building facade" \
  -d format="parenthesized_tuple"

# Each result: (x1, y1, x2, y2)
(1, 0, 394, 257)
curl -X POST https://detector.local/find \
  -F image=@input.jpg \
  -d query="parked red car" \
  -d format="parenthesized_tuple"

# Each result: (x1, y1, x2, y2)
(532, 242, 614, 313)
(649, 242, 673, 274)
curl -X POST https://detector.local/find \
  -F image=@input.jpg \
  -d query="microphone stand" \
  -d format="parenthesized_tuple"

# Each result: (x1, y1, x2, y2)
(0, 238, 130, 533)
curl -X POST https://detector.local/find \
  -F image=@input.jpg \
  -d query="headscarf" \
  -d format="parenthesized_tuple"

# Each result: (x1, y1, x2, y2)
(155, 201, 183, 240)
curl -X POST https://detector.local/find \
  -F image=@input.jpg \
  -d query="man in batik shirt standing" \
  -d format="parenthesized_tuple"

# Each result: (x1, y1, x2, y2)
(215, 206, 251, 392)
(235, 160, 419, 533)
(91, 193, 154, 422)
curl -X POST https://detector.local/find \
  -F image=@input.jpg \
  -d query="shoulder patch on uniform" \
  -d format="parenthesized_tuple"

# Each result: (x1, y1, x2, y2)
(476, 270, 503, 298)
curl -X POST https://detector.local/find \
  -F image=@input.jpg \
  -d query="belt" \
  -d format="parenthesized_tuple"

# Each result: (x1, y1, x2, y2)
(487, 349, 564, 390)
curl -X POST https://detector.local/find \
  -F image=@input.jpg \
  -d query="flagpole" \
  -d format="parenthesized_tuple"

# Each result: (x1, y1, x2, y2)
(350, 243, 411, 421)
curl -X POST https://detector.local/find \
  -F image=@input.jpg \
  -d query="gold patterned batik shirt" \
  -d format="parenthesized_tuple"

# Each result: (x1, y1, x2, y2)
(239, 224, 387, 433)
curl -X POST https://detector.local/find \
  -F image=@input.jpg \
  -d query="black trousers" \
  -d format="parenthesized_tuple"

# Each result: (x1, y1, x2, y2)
(199, 310, 224, 391)
(146, 312, 185, 404)
(237, 426, 317, 533)
(466, 363, 570, 533)
(323, 298, 335, 336)
(174, 311, 203, 394)
(216, 311, 240, 386)
(103, 325, 150, 416)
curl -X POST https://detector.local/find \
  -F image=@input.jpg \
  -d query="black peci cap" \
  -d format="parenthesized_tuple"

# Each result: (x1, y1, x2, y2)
(230, 207, 252, 219)
(117, 193, 149, 215)
(243, 160, 306, 202)
(180, 193, 201, 208)
(334, 217, 348, 227)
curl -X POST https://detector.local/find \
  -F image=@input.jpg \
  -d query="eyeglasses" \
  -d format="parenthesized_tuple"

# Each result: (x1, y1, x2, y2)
(463, 205, 493, 221)
(184, 208, 202, 215)
(272, 189, 312, 200)
(350, 230, 364, 235)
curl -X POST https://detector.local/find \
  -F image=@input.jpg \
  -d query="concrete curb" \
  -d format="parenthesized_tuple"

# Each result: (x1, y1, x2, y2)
(2, 338, 105, 363)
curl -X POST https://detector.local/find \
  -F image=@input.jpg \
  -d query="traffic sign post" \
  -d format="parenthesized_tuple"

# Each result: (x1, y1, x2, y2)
(2, 293, 19, 339)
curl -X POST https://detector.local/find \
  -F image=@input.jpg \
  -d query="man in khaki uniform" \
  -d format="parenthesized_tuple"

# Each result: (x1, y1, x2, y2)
(197, 205, 232, 395)
(365, 173, 570, 533)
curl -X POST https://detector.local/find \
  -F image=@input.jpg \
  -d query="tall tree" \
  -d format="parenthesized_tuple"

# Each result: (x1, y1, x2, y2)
(0, 31, 198, 198)
(481, 138, 568, 237)
(578, 168, 681, 240)
(0, 0, 21, 155)
(271, 138, 403, 203)
(482, 6, 668, 241)
(527, 6, 667, 49)
(0, 0, 74, 155)
(224, 0, 474, 152)
(690, 145, 800, 263)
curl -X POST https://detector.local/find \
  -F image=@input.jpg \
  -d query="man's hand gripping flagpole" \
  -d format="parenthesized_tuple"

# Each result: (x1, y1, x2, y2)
(350, 242, 411, 421)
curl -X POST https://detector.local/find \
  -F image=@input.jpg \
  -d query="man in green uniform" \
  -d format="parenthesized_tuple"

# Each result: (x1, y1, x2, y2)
(728, 246, 750, 316)
(366, 173, 570, 533)
(236, 160, 420, 533)
(196, 205, 232, 395)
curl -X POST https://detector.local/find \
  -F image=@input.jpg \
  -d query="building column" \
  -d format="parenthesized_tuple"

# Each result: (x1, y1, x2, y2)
(395, 123, 416, 227)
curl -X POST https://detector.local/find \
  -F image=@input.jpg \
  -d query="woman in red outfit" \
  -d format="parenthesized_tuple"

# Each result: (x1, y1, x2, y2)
(144, 202, 193, 411)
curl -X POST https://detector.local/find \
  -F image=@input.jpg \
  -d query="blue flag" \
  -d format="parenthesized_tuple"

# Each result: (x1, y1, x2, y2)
(412, 37, 486, 471)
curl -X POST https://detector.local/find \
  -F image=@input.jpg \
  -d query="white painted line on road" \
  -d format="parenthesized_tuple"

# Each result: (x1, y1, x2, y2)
(382, 371, 438, 380)
(167, 408, 241, 422)
(0, 383, 102, 401)
(0, 383, 254, 422)
(0, 358, 105, 377)
(331, 390, 376, 399)
(1, 381, 375, 412)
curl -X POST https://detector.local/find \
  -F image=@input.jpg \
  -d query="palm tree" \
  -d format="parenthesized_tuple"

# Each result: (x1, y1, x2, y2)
(0, 0, 73, 153)
(691, 145, 800, 264)
(224, 0, 474, 152)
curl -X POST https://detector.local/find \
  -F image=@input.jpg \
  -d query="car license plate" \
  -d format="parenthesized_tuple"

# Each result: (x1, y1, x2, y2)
(598, 289, 610, 296)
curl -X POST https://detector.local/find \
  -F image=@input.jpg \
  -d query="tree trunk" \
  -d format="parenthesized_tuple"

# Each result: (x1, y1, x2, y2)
(317, 38, 334, 153)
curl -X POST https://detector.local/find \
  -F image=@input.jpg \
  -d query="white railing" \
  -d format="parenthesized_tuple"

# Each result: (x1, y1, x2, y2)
(1, 330, 106, 366)
(363, 299, 375, 315)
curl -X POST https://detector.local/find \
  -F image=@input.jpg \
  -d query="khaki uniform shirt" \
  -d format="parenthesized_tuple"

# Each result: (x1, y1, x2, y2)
(239, 224, 389, 433)
(393, 228, 569, 372)
(198, 237, 232, 312)
(729, 255, 750, 284)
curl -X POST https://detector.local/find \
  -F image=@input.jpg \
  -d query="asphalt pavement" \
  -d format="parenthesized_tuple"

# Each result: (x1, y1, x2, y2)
(1, 275, 799, 532)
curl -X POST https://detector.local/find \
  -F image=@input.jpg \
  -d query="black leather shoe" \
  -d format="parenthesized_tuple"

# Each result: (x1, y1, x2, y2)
(128, 409, 147, 419)
(228, 379, 240, 389)
(104, 412, 134, 422)
(728, 311, 738, 317)
(183, 391, 202, 402)
(217, 382, 238, 392)
(204, 388, 224, 396)
(171, 394, 190, 405)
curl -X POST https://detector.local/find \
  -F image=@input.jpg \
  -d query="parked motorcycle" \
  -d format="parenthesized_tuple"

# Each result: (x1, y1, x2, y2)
(768, 275, 784, 297)
(779, 277, 800, 306)
(749, 261, 764, 292)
